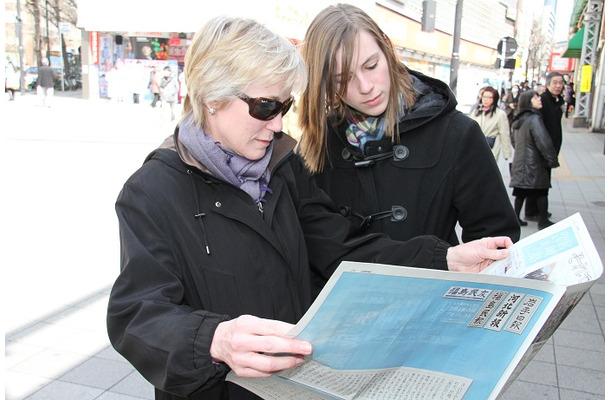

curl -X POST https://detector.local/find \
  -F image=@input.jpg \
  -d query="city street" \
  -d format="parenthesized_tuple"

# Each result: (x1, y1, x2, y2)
(3, 89, 605, 399)
(3, 90, 173, 335)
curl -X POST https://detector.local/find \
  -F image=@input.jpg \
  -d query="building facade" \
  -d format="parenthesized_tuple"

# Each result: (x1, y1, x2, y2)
(8, 0, 591, 112)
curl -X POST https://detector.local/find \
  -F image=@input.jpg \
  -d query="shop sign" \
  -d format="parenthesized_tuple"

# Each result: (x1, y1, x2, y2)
(580, 65, 592, 93)
(60, 22, 71, 34)
(90, 31, 99, 64)
(548, 53, 576, 72)
(169, 44, 189, 63)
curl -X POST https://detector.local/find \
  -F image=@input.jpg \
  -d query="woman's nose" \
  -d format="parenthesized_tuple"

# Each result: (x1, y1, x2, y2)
(267, 112, 284, 132)
(355, 74, 373, 94)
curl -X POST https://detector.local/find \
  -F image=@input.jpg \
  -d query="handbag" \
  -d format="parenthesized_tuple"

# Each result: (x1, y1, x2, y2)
(486, 136, 496, 148)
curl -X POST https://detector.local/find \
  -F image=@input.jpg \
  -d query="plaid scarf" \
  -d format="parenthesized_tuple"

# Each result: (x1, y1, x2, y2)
(345, 107, 386, 151)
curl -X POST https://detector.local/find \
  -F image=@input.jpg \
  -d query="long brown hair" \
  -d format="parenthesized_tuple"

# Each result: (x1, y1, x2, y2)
(297, 4, 416, 173)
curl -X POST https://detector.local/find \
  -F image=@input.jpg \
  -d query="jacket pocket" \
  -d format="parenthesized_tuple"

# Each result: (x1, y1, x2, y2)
(201, 268, 243, 317)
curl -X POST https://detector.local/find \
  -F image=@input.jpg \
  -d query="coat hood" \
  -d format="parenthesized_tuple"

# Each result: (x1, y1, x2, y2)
(511, 108, 541, 131)
(399, 69, 458, 132)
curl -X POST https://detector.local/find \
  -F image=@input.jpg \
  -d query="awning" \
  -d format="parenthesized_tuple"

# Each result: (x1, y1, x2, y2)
(561, 27, 584, 58)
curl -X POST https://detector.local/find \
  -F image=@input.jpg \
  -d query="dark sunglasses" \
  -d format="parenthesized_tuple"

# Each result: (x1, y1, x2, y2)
(238, 94, 293, 121)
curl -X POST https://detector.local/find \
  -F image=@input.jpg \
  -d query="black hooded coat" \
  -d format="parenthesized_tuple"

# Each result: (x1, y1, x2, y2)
(311, 69, 520, 246)
(108, 130, 451, 400)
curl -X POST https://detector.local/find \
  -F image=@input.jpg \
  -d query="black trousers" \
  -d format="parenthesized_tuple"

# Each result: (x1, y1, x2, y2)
(151, 93, 161, 107)
(525, 168, 553, 218)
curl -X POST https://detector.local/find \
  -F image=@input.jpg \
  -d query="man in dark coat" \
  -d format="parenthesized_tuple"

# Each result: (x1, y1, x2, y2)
(37, 58, 56, 107)
(540, 72, 565, 154)
(524, 72, 564, 221)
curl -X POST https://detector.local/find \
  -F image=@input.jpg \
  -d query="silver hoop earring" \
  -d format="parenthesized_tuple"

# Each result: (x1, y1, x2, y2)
(208, 107, 216, 115)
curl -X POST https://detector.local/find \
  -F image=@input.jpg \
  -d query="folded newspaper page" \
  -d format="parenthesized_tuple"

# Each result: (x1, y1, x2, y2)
(227, 213, 603, 400)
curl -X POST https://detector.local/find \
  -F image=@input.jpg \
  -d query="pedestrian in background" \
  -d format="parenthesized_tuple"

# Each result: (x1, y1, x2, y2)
(504, 84, 521, 126)
(469, 86, 486, 114)
(159, 66, 178, 121)
(564, 81, 575, 118)
(105, 65, 128, 103)
(106, 15, 513, 400)
(469, 86, 512, 162)
(509, 89, 559, 229)
(5, 60, 19, 101)
(149, 67, 162, 108)
(541, 71, 566, 153)
(297, 3, 520, 246)
(524, 71, 565, 222)
(37, 59, 55, 107)
(178, 67, 187, 104)
(129, 61, 148, 104)
(520, 80, 530, 91)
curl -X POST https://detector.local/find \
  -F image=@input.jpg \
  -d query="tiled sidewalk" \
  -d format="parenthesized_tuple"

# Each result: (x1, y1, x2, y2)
(4, 95, 605, 399)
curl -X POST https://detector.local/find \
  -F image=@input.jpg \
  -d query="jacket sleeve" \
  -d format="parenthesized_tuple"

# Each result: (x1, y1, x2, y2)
(531, 115, 560, 169)
(285, 155, 450, 284)
(497, 110, 513, 160)
(451, 114, 520, 243)
(108, 181, 231, 398)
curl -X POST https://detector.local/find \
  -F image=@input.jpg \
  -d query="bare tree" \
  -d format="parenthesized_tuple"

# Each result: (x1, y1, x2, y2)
(525, 20, 553, 83)
(23, 0, 78, 68)
(24, 0, 43, 66)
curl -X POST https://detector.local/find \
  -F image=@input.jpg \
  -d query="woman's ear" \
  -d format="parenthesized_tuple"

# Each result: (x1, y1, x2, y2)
(204, 101, 219, 115)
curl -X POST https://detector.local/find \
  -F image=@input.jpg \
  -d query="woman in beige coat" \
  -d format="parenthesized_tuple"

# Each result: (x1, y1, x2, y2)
(469, 86, 512, 161)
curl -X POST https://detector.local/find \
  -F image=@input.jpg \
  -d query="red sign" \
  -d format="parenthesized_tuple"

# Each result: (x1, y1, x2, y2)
(548, 53, 576, 72)
(89, 31, 99, 64)
(169, 45, 189, 64)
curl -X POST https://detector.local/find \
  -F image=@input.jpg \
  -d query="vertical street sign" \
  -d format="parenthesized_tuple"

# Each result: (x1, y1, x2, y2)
(497, 36, 518, 70)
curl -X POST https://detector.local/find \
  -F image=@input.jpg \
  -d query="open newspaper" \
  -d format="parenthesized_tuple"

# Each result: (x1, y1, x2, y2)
(227, 213, 603, 400)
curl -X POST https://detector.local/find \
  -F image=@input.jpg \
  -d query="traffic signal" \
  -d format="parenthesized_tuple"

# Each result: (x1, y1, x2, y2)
(422, 1, 436, 32)
(495, 58, 516, 69)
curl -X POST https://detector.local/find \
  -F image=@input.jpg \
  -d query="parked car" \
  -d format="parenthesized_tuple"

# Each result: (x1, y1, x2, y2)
(24, 66, 38, 90)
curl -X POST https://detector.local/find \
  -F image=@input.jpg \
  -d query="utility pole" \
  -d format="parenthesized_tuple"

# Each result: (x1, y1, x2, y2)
(45, 0, 51, 64)
(449, 0, 464, 95)
(16, 0, 25, 95)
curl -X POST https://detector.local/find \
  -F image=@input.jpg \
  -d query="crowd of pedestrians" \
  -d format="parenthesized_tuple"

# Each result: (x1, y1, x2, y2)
(503, 72, 569, 229)
(466, 71, 571, 230)
(102, 62, 186, 123)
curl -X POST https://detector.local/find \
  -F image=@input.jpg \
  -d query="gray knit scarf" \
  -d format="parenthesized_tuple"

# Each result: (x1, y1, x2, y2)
(178, 113, 272, 202)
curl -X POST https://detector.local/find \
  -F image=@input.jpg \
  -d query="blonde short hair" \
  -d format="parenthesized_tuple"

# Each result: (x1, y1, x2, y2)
(181, 16, 307, 128)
